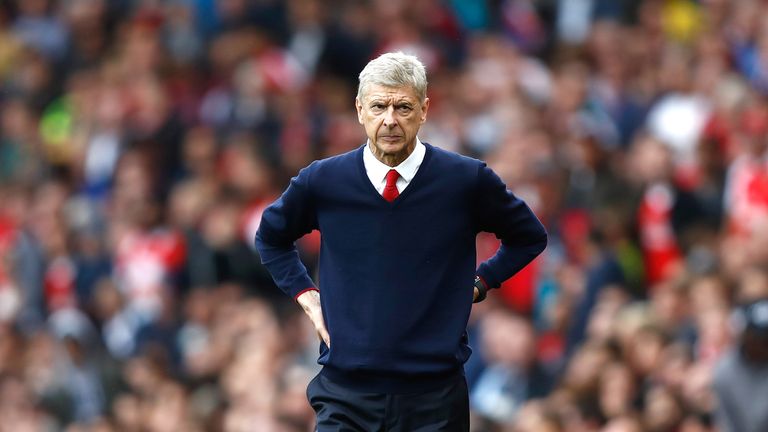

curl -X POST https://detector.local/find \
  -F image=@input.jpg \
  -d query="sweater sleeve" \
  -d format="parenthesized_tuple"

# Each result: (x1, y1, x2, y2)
(474, 162, 548, 289)
(255, 166, 318, 299)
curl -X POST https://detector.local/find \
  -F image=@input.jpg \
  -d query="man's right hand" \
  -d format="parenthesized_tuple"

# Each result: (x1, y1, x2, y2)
(296, 289, 330, 347)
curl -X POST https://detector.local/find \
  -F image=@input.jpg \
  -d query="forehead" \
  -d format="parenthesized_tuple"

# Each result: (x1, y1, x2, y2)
(362, 84, 420, 101)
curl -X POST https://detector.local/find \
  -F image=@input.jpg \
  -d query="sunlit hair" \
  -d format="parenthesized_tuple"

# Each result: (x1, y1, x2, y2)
(357, 52, 427, 102)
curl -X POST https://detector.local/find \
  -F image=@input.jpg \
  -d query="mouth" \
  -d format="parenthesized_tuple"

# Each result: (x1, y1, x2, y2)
(378, 136, 403, 141)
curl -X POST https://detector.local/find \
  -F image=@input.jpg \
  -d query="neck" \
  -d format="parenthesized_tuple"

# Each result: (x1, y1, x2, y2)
(370, 140, 416, 167)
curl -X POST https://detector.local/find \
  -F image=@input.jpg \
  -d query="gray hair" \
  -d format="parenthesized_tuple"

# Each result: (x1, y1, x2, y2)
(357, 52, 427, 102)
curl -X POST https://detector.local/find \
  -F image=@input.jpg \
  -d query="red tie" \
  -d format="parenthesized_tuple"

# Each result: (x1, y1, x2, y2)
(382, 169, 400, 202)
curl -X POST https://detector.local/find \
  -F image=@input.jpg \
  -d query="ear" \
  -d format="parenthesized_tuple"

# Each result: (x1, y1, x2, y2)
(420, 97, 430, 124)
(355, 98, 364, 124)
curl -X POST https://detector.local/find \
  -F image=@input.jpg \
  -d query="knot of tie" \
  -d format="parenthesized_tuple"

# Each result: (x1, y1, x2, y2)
(383, 169, 400, 202)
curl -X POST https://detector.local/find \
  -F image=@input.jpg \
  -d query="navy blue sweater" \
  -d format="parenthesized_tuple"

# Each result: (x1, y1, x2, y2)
(255, 143, 547, 392)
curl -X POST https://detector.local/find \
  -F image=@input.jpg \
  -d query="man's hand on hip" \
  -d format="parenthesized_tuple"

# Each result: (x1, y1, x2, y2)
(296, 290, 330, 347)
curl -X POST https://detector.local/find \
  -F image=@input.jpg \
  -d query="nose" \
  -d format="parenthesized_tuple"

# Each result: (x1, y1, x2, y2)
(382, 106, 397, 128)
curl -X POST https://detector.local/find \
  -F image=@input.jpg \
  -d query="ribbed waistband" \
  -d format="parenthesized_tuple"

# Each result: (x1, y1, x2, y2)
(319, 365, 464, 394)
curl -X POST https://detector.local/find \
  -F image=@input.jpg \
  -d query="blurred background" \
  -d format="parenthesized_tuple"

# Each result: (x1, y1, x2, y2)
(1, 0, 768, 431)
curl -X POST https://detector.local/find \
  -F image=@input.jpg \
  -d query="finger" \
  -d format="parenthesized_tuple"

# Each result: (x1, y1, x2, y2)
(315, 318, 330, 347)
(320, 327, 331, 347)
(473, 287, 479, 301)
(314, 326, 330, 347)
(308, 311, 330, 347)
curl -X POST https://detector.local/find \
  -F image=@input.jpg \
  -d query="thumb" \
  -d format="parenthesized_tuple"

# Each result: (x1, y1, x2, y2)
(319, 326, 331, 348)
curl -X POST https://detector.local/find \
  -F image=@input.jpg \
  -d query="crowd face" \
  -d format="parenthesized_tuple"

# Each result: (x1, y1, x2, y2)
(356, 84, 429, 165)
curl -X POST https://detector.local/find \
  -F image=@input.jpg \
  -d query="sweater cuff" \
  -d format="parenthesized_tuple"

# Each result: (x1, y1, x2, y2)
(284, 272, 317, 299)
(294, 287, 319, 301)
(475, 266, 500, 290)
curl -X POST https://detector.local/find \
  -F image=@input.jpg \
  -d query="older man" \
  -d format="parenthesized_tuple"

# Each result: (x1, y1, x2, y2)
(256, 52, 547, 431)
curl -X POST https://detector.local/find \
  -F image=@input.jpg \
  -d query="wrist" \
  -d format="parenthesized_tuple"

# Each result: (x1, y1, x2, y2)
(294, 287, 319, 302)
(295, 288, 320, 311)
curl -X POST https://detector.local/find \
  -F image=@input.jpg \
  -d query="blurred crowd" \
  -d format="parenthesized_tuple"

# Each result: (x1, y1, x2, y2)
(1, 0, 768, 431)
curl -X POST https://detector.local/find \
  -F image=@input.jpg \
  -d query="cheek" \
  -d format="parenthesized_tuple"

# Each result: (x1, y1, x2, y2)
(404, 117, 420, 132)
(363, 116, 382, 133)
(370, 115, 385, 128)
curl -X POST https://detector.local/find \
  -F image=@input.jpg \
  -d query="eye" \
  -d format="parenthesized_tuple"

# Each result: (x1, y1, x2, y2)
(396, 105, 413, 114)
(370, 103, 386, 112)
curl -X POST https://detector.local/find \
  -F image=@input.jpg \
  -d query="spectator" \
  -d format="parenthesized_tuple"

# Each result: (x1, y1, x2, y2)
(712, 298, 768, 432)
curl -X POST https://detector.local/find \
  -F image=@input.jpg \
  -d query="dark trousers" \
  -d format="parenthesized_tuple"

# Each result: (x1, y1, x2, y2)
(307, 373, 470, 432)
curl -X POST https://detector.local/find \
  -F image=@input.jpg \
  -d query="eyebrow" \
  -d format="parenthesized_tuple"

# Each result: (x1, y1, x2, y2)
(366, 97, 416, 106)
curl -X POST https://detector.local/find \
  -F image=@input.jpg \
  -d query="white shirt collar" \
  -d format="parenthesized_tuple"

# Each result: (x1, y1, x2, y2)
(363, 137, 425, 186)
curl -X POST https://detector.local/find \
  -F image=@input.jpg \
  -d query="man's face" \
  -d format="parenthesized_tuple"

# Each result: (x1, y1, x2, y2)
(355, 84, 429, 163)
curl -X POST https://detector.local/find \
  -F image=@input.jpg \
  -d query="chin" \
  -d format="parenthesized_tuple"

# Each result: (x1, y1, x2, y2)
(377, 142, 405, 154)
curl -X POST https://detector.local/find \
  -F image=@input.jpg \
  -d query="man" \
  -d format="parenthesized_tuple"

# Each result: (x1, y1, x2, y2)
(255, 52, 547, 431)
(713, 298, 768, 432)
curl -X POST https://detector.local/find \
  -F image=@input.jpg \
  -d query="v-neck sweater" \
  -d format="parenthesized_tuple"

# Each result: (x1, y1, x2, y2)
(256, 142, 547, 393)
